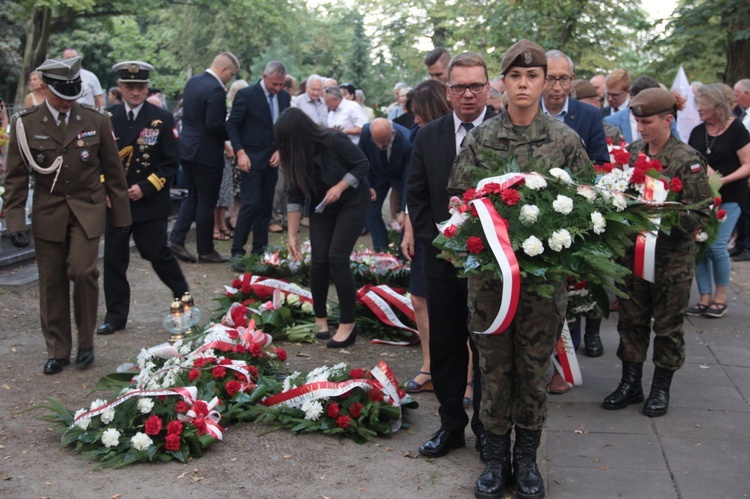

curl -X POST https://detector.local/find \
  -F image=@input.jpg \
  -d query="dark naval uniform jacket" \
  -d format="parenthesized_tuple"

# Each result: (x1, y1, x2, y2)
(110, 101, 179, 222)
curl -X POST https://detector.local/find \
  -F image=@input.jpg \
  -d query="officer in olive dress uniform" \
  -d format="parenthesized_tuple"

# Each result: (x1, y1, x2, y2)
(448, 40, 590, 499)
(3, 57, 131, 374)
(96, 61, 189, 335)
(603, 88, 712, 418)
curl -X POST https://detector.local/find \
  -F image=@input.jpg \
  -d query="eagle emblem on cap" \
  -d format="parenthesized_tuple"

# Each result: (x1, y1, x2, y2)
(524, 51, 532, 64)
(128, 63, 140, 73)
(634, 106, 641, 115)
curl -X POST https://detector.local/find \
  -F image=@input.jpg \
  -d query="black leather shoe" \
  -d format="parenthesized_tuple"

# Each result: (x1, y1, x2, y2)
(96, 322, 124, 335)
(643, 367, 674, 417)
(75, 348, 95, 370)
(198, 251, 229, 263)
(513, 428, 544, 499)
(43, 358, 70, 375)
(418, 429, 466, 458)
(603, 362, 644, 410)
(728, 245, 744, 257)
(169, 242, 197, 263)
(584, 332, 603, 357)
(326, 325, 358, 349)
(475, 431, 512, 498)
(732, 249, 750, 262)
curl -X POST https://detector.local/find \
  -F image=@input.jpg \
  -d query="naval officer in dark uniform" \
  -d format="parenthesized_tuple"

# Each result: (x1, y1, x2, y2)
(4, 57, 131, 374)
(96, 61, 189, 335)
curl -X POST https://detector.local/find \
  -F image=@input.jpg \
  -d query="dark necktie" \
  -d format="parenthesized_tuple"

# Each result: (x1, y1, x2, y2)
(128, 109, 135, 126)
(613, 107, 619, 113)
(461, 122, 474, 132)
(268, 94, 275, 123)
(58, 112, 67, 137)
(379, 148, 389, 169)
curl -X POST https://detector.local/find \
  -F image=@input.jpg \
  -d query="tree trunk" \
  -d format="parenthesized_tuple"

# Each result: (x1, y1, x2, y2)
(14, 7, 52, 106)
(723, 1, 750, 83)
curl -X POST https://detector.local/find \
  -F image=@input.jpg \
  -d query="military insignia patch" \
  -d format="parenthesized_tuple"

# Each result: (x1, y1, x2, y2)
(690, 164, 701, 173)
(524, 51, 532, 64)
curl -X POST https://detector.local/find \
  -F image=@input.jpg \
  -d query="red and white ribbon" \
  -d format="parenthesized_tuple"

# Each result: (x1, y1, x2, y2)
(633, 176, 666, 283)
(468, 197, 521, 335)
(225, 274, 313, 303)
(357, 285, 419, 345)
(552, 321, 582, 386)
(73, 386, 198, 424)
(178, 395, 224, 440)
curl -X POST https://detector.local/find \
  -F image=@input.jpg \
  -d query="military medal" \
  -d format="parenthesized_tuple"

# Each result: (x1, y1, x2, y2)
(76, 139, 84, 147)
(80, 149, 90, 162)
(36, 153, 45, 164)
(137, 138, 144, 145)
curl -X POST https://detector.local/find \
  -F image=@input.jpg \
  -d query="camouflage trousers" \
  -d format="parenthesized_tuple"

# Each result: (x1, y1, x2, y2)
(469, 276, 566, 434)
(617, 273, 691, 370)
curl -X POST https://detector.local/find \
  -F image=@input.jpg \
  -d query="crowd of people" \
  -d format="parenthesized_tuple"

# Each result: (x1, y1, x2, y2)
(2, 40, 750, 499)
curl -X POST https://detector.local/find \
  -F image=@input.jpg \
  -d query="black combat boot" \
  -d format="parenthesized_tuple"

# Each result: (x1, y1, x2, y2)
(643, 367, 674, 417)
(602, 361, 644, 410)
(583, 318, 603, 357)
(513, 428, 544, 499)
(475, 431, 512, 499)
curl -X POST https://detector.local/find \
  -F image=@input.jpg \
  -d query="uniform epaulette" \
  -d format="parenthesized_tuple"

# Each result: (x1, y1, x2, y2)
(80, 103, 106, 115)
(12, 106, 38, 120)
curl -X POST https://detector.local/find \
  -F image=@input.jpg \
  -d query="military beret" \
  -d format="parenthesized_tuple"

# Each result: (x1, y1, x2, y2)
(572, 80, 598, 100)
(629, 87, 675, 117)
(112, 61, 154, 83)
(37, 57, 82, 100)
(500, 39, 546, 75)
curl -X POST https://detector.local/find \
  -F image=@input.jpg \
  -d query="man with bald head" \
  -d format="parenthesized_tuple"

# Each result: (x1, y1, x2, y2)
(358, 117, 412, 251)
(62, 48, 104, 107)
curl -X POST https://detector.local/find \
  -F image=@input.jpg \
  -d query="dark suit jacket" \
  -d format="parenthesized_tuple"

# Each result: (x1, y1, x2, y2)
(600, 106, 614, 118)
(179, 71, 227, 167)
(406, 108, 496, 280)
(358, 122, 412, 189)
(226, 81, 291, 171)
(111, 102, 179, 223)
(563, 98, 609, 164)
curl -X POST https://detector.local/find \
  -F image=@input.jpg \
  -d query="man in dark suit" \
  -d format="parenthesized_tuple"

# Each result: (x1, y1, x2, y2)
(358, 118, 412, 251)
(407, 52, 496, 460)
(600, 68, 631, 118)
(169, 52, 239, 263)
(96, 61, 189, 336)
(542, 50, 609, 165)
(227, 61, 291, 261)
(4, 57, 131, 374)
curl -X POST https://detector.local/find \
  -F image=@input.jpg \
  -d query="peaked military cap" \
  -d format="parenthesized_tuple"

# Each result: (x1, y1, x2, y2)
(500, 39, 546, 75)
(630, 88, 675, 117)
(37, 57, 82, 100)
(112, 61, 154, 83)
(572, 80, 598, 100)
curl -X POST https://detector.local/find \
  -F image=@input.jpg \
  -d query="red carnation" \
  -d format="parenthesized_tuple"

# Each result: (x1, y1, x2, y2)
(336, 415, 353, 429)
(247, 365, 259, 379)
(367, 389, 385, 403)
(596, 163, 615, 173)
(717, 208, 727, 220)
(326, 403, 340, 419)
(349, 368, 366, 379)
(231, 278, 242, 288)
(501, 188, 521, 206)
(241, 280, 252, 295)
(629, 169, 646, 185)
(443, 225, 457, 238)
(212, 366, 227, 379)
(230, 307, 248, 328)
(606, 137, 613, 145)
(251, 285, 273, 300)
(634, 155, 649, 171)
(648, 158, 663, 172)
(175, 401, 189, 413)
(225, 380, 242, 397)
(144, 414, 163, 436)
(188, 368, 201, 382)
(234, 371, 248, 382)
(463, 188, 477, 203)
(612, 148, 630, 166)
(192, 400, 208, 417)
(349, 402, 364, 418)
(249, 342, 263, 358)
(275, 347, 288, 362)
(483, 182, 503, 195)
(670, 177, 683, 193)
(227, 329, 239, 340)
(220, 358, 233, 365)
(193, 417, 208, 435)
(164, 433, 181, 452)
(167, 420, 184, 436)
(714, 196, 721, 207)
(467, 236, 485, 254)
(233, 343, 247, 354)
(193, 358, 208, 368)
(470, 204, 478, 217)
(660, 178, 670, 190)
(242, 298, 257, 306)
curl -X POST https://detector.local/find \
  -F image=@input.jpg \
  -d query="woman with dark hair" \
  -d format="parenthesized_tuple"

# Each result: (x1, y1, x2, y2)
(339, 83, 356, 101)
(400, 79, 452, 394)
(276, 107, 371, 348)
(687, 83, 750, 318)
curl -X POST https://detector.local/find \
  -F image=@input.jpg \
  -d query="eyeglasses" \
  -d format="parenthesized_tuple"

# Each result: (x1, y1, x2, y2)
(607, 91, 627, 99)
(545, 76, 572, 87)
(447, 82, 487, 95)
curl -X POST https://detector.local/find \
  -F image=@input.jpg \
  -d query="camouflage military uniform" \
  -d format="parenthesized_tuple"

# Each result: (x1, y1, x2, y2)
(448, 109, 590, 435)
(604, 122, 625, 145)
(617, 134, 712, 370)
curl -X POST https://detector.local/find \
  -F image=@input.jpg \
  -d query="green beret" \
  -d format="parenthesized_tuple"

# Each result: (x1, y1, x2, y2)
(629, 87, 675, 117)
(500, 39, 546, 76)
(572, 80, 598, 100)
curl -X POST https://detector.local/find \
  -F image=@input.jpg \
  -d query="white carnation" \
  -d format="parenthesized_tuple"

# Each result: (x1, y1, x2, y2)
(522, 236, 544, 256)
(73, 408, 90, 430)
(306, 366, 331, 383)
(612, 192, 627, 212)
(301, 400, 324, 421)
(282, 372, 301, 392)
(101, 428, 121, 448)
(576, 185, 597, 202)
(695, 231, 709, 242)
(301, 302, 314, 314)
(137, 397, 154, 414)
(525, 175, 547, 190)
(286, 294, 300, 306)
(549, 168, 573, 184)
(90, 399, 107, 411)
(130, 432, 153, 451)
(100, 407, 116, 425)
(591, 212, 607, 234)
(552, 195, 574, 215)
(548, 229, 573, 252)
(519, 204, 540, 226)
